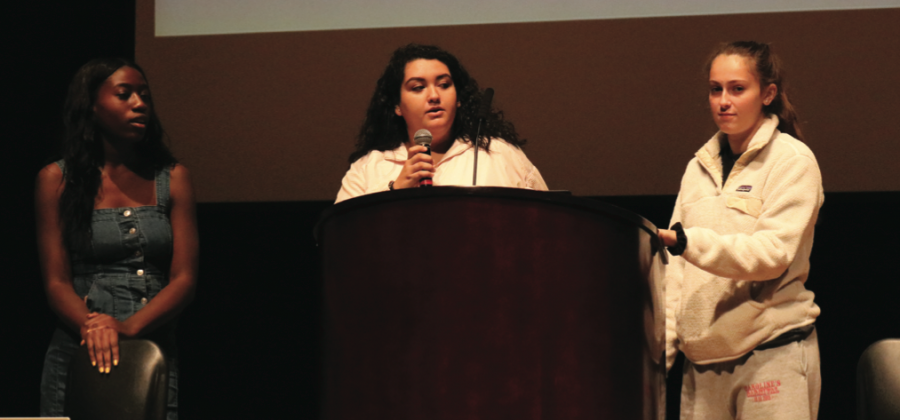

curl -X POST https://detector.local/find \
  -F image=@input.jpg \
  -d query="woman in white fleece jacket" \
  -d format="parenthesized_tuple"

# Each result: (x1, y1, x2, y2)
(659, 42, 823, 420)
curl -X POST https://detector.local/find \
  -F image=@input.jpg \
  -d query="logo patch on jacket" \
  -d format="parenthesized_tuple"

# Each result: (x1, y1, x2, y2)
(736, 185, 753, 192)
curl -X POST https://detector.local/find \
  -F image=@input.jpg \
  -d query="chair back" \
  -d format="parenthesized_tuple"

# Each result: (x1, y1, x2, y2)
(857, 339, 900, 420)
(65, 339, 168, 420)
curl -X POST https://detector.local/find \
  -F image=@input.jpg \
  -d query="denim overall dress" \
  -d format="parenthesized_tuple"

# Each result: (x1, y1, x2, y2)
(40, 161, 179, 419)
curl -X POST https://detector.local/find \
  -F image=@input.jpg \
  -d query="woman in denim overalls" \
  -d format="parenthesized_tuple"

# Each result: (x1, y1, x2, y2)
(35, 58, 198, 420)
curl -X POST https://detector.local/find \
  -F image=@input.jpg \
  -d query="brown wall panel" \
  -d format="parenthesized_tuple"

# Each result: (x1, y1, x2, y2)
(136, 1, 900, 202)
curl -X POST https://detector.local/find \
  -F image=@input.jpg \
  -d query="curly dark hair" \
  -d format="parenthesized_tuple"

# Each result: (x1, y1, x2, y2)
(350, 44, 524, 163)
(59, 58, 176, 251)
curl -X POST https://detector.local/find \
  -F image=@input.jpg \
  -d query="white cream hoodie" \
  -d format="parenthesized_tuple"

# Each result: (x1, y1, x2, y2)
(336, 138, 548, 203)
(666, 115, 823, 369)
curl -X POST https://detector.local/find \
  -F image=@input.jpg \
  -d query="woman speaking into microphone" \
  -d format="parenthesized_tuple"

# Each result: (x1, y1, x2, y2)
(335, 44, 547, 203)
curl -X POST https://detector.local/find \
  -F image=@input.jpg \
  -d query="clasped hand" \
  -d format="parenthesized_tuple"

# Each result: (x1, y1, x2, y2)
(79, 312, 126, 374)
(393, 145, 434, 190)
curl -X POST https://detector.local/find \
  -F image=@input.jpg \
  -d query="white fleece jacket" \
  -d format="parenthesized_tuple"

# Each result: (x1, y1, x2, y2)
(665, 115, 823, 370)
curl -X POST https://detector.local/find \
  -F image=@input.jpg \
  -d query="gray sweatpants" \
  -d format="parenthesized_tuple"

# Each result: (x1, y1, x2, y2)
(681, 329, 820, 420)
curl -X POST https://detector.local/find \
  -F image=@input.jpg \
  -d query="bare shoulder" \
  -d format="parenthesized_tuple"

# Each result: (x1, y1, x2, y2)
(37, 162, 63, 182)
(169, 164, 195, 201)
(36, 163, 65, 197)
(169, 163, 192, 184)
(170, 163, 192, 181)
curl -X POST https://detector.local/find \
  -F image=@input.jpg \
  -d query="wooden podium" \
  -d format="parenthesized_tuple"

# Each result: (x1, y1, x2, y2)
(316, 187, 666, 419)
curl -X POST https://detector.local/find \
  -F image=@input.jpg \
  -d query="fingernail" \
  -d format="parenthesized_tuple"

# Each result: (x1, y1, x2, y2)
(92, 361, 96, 366)
(105, 367, 110, 374)
(114, 359, 118, 366)
(98, 366, 103, 373)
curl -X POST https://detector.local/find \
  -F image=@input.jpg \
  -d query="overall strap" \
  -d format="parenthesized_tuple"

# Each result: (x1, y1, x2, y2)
(156, 166, 172, 209)
(57, 160, 170, 207)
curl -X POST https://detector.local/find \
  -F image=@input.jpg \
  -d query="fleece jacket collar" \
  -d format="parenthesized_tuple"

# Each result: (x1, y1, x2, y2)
(696, 115, 781, 190)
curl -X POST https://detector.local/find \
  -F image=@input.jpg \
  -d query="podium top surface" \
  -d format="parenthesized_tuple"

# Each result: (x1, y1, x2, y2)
(315, 187, 658, 241)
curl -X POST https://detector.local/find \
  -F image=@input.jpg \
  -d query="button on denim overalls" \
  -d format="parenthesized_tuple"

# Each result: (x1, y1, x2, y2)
(41, 161, 179, 419)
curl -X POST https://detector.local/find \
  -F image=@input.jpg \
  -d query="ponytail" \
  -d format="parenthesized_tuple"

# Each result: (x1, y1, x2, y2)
(706, 41, 803, 141)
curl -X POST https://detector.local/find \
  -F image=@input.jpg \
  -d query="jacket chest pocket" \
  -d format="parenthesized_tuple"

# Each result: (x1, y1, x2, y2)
(726, 196, 763, 218)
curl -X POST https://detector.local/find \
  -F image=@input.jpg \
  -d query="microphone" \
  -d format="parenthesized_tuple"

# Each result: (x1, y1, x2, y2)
(472, 88, 494, 186)
(414, 129, 433, 187)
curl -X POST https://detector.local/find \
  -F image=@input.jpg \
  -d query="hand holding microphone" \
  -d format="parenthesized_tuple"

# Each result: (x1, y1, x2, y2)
(393, 129, 435, 189)
(414, 129, 433, 187)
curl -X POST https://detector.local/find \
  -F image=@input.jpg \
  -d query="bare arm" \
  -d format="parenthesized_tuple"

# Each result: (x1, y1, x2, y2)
(126, 164, 198, 334)
(35, 164, 91, 334)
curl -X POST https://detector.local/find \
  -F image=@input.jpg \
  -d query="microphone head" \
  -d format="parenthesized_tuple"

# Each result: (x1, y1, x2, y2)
(414, 129, 432, 146)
